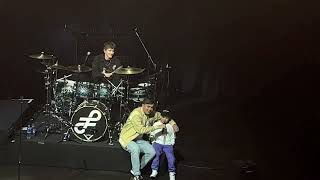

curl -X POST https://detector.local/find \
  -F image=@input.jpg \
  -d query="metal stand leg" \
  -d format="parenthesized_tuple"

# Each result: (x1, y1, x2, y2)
(108, 126, 113, 145)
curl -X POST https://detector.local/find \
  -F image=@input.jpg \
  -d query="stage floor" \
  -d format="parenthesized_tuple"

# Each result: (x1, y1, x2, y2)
(0, 98, 263, 180)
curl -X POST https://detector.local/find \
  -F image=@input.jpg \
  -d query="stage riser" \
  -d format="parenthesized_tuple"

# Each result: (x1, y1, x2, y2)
(1, 142, 131, 172)
(0, 100, 33, 145)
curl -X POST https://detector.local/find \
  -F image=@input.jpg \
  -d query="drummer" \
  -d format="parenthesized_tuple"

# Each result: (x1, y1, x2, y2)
(92, 41, 122, 85)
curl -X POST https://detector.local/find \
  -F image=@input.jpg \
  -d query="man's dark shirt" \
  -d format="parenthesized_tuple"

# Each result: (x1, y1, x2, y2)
(92, 54, 121, 84)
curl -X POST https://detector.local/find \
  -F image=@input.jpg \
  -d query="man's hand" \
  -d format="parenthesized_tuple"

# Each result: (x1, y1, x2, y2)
(172, 124, 179, 132)
(103, 72, 113, 78)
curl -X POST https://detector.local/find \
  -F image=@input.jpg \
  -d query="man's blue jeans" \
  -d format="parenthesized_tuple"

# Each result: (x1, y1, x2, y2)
(127, 140, 156, 176)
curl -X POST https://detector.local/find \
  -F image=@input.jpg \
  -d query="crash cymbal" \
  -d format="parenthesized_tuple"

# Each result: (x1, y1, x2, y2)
(28, 52, 56, 60)
(114, 67, 145, 75)
(66, 65, 92, 73)
(51, 64, 68, 70)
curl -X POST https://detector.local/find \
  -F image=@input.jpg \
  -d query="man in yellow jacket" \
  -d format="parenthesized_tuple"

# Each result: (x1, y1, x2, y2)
(119, 98, 175, 180)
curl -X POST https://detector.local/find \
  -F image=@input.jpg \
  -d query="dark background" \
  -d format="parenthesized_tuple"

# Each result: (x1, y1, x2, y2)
(0, 0, 319, 179)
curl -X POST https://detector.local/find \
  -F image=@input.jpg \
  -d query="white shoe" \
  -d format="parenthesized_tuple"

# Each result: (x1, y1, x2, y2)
(131, 176, 140, 180)
(150, 170, 158, 178)
(169, 172, 175, 180)
(130, 170, 143, 179)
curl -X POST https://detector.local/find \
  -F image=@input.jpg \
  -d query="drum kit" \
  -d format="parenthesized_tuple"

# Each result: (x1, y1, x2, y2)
(28, 52, 155, 144)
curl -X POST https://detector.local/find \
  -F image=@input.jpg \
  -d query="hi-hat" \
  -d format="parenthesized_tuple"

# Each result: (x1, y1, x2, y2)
(66, 65, 92, 73)
(28, 52, 56, 60)
(114, 67, 145, 75)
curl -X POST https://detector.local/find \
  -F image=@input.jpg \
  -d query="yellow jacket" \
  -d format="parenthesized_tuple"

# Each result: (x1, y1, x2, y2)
(118, 107, 176, 148)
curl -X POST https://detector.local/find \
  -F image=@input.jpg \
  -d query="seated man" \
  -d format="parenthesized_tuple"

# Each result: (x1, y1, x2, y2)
(119, 98, 168, 180)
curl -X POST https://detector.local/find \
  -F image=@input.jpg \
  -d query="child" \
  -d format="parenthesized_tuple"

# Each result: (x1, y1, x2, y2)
(149, 110, 179, 180)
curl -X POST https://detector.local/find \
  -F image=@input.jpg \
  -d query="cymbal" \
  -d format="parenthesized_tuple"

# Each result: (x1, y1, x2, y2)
(51, 64, 68, 70)
(114, 67, 145, 75)
(28, 52, 56, 60)
(66, 65, 92, 73)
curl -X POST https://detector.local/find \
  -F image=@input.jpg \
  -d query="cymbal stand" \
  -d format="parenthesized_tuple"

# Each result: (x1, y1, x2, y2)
(69, 72, 81, 116)
(111, 79, 125, 97)
(104, 78, 118, 92)
(111, 87, 130, 145)
(43, 66, 54, 114)
(125, 75, 130, 103)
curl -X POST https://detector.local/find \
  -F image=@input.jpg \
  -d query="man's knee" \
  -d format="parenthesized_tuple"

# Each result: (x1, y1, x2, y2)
(147, 146, 156, 157)
(128, 144, 140, 155)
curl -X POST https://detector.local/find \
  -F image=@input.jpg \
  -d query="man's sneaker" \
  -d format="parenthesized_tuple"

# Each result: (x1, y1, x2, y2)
(150, 170, 158, 178)
(169, 172, 175, 180)
(130, 176, 140, 180)
(130, 170, 143, 180)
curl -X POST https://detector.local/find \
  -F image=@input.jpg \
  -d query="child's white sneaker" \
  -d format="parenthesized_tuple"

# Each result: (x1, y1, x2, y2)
(150, 170, 158, 178)
(169, 172, 175, 180)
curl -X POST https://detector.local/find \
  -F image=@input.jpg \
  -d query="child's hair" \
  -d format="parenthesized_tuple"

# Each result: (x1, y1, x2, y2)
(161, 110, 171, 120)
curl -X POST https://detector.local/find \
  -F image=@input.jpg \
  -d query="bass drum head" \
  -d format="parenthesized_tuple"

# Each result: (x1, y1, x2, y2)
(71, 100, 109, 142)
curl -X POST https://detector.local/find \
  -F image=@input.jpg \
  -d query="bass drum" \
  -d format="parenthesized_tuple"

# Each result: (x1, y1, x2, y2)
(71, 100, 109, 142)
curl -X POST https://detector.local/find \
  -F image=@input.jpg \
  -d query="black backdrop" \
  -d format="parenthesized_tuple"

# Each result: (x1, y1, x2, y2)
(1, 0, 320, 179)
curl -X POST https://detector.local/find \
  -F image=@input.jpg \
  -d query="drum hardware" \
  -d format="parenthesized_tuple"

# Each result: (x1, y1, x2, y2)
(38, 114, 65, 144)
(29, 50, 162, 145)
(107, 126, 114, 145)
(28, 53, 76, 142)
(57, 123, 82, 144)
(41, 62, 60, 115)
(29, 52, 57, 69)
(111, 79, 125, 97)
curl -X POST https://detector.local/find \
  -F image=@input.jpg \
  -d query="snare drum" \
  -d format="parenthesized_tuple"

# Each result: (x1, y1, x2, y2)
(71, 100, 109, 142)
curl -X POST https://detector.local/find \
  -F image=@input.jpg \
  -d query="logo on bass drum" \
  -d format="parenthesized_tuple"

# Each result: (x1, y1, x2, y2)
(71, 105, 108, 142)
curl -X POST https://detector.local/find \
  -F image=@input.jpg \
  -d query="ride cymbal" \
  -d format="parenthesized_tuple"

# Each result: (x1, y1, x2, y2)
(114, 67, 145, 75)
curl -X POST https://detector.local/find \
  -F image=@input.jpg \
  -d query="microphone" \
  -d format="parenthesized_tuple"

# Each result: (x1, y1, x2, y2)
(162, 126, 167, 134)
(134, 27, 138, 32)
(84, 51, 91, 65)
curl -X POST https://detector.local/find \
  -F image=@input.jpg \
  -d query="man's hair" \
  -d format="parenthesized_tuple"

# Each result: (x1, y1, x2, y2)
(103, 41, 116, 50)
(142, 98, 154, 105)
